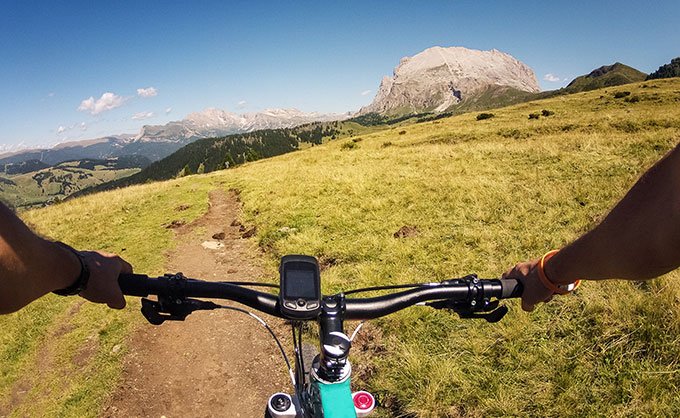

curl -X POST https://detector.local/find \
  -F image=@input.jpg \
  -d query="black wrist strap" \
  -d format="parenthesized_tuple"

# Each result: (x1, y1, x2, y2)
(52, 242, 90, 296)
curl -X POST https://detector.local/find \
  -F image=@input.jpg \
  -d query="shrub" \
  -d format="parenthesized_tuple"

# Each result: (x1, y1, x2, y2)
(381, 141, 393, 148)
(614, 91, 631, 99)
(541, 109, 555, 117)
(341, 141, 358, 150)
(476, 113, 495, 121)
(610, 120, 641, 133)
(352, 137, 363, 143)
(398, 130, 407, 135)
(528, 113, 541, 120)
(498, 128, 529, 139)
(625, 96, 640, 103)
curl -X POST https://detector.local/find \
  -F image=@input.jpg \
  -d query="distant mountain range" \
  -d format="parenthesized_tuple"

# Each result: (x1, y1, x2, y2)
(359, 46, 662, 118)
(0, 108, 347, 166)
(134, 108, 346, 143)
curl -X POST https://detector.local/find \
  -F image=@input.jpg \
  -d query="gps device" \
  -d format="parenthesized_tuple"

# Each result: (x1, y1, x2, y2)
(279, 255, 322, 320)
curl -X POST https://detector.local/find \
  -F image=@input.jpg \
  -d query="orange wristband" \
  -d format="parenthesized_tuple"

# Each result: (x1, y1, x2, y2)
(537, 250, 581, 295)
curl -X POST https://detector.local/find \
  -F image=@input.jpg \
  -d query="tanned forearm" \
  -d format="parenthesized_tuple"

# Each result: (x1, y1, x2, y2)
(547, 143, 680, 284)
(504, 142, 680, 311)
(0, 203, 80, 313)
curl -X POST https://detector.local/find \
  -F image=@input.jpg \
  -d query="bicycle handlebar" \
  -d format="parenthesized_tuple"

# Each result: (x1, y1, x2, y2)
(118, 274, 522, 321)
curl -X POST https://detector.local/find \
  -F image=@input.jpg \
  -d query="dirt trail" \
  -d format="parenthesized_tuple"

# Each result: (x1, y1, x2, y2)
(103, 190, 288, 417)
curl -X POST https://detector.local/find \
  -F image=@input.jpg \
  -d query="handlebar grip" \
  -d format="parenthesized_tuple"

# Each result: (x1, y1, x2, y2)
(118, 273, 151, 297)
(499, 278, 523, 299)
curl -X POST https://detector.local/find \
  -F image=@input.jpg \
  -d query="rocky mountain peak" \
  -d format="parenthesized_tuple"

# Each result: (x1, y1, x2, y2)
(359, 46, 540, 115)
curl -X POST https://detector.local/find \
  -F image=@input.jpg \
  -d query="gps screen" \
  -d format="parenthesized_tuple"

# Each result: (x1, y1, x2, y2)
(284, 268, 317, 299)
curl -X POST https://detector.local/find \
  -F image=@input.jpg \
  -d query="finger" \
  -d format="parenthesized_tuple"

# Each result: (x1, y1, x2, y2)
(107, 291, 126, 310)
(118, 258, 133, 274)
(106, 293, 125, 309)
(502, 266, 519, 280)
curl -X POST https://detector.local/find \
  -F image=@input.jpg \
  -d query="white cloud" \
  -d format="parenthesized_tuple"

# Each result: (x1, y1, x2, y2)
(78, 92, 125, 115)
(137, 87, 158, 98)
(56, 122, 87, 135)
(237, 100, 247, 109)
(131, 111, 155, 120)
(48, 92, 55, 98)
(543, 73, 561, 82)
(360, 90, 372, 96)
(165, 107, 172, 114)
(0, 142, 29, 153)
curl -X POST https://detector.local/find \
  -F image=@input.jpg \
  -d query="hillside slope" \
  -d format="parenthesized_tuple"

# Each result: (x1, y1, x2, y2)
(3, 78, 680, 417)
(565, 62, 647, 92)
(76, 120, 379, 196)
(0, 158, 143, 209)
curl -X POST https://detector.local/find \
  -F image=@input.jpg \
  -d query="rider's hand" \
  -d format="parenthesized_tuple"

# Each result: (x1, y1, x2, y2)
(502, 259, 554, 312)
(78, 250, 132, 309)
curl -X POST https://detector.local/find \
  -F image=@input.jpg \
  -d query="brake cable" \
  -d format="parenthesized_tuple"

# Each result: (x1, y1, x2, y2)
(213, 304, 296, 388)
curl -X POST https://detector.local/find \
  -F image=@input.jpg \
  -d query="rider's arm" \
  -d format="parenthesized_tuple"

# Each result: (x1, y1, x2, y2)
(505, 141, 680, 311)
(0, 202, 131, 314)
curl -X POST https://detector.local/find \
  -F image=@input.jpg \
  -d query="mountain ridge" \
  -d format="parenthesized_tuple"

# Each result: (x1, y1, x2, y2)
(0, 108, 346, 166)
(359, 46, 540, 116)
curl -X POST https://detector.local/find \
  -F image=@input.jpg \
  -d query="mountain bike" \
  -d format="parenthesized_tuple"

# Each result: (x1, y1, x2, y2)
(118, 255, 522, 417)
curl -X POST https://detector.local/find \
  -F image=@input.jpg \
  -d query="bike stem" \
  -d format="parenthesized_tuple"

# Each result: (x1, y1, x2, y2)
(316, 294, 351, 382)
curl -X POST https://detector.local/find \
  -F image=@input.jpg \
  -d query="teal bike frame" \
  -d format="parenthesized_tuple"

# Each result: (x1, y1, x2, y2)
(312, 373, 356, 418)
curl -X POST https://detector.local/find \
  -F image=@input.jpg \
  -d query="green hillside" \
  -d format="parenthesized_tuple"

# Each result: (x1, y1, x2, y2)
(565, 62, 647, 92)
(0, 159, 142, 209)
(3, 78, 680, 416)
(77, 120, 380, 196)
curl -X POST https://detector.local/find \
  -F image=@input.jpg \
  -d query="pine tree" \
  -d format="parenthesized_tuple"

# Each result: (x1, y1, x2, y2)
(177, 164, 191, 177)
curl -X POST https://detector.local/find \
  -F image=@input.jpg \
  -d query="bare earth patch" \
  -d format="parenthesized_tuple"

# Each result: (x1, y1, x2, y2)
(102, 190, 288, 417)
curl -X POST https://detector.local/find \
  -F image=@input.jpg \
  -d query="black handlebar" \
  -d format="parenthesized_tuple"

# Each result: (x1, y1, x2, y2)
(119, 274, 522, 321)
(344, 278, 522, 319)
(118, 274, 280, 316)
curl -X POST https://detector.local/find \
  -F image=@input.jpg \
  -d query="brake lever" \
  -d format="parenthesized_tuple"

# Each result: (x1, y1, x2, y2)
(141, 297, 220, 325)
(454, 305, 508, 323)
(426, 297, 509, 323)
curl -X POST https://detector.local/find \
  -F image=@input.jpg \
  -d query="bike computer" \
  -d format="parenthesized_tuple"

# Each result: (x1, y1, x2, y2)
(279, 255, 321, 320)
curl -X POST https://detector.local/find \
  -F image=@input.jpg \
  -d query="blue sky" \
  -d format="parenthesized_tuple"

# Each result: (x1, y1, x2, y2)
(1, 0, 678, 150)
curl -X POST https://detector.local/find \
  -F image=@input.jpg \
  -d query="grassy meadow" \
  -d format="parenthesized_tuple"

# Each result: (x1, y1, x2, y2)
(2, 78, 680, 417)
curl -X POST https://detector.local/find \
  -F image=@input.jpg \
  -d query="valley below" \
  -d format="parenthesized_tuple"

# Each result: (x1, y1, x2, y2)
(0, 159, 142, 209)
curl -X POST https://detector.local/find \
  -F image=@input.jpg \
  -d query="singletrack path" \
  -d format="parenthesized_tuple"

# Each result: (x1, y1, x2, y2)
(104, 190, 288, 417)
